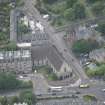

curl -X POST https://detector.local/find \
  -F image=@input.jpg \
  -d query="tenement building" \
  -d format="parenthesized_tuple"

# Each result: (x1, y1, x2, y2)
(0, 50, 32, 74)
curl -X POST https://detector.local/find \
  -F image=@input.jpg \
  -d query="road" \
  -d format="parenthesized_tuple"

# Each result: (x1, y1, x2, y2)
(23, 0, 88, 83)
(31, 73, 49, 95)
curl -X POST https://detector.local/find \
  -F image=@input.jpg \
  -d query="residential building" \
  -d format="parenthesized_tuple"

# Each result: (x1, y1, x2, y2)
(66, 25, 95, 43)
(0, 50, 32, 74)
(89, 48, 105, 62)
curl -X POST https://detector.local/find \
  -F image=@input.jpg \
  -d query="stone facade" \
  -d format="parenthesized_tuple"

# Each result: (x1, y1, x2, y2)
(0, 50, 32, 74)
(31, 45, 72, 79)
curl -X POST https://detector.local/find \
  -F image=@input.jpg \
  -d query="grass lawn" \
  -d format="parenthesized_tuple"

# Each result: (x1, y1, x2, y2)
(83, 94, 97, 102)
(35, 65, 58, 81)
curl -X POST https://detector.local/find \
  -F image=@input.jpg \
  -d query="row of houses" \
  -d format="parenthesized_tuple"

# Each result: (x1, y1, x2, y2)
(0, 50, 32, 74)
(65, 25, 101, 44)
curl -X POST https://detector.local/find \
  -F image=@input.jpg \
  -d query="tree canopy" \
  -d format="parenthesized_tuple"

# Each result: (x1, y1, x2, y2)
(72, 39, 99, 54)
(86, 64, 105, 78)
(66, 0, 77, 8)
(19, 91, 37, 105)
(73, 3, 86, 19)
(86, 0, 104, 4)
(95, 22, 105, 36)
(92, 2, 105, 16)
(63, 8, 75, 21)
(0, 73, 21, 90)
(42, 0, 58, 4)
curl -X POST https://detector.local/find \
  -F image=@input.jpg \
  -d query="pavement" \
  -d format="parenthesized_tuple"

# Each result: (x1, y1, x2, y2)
(31, 73, 49, 95)
(36, 98, 103, 105)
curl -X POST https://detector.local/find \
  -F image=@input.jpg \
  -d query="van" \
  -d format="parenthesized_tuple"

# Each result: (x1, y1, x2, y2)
(79, 84, 89, 88)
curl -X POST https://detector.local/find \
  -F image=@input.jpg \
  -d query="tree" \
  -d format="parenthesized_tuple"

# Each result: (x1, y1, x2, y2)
(63, 8, 75, 21)
(10, 96, 19, 105)
(92, 2, 105, 16)
(72, 39, 99, 54)
(19, 91, 37, 105)
(86, 0, 104, 4)
(95, 22, 105, 36)
(66, 0, 77, 8)
(0, 73, 21, 90)
(5, 41, 17, 51)
(86, 64, 105, 77)
(0, 96, 8, 105)
(42, 0, 58, 4)
(73, 3, 86, 19)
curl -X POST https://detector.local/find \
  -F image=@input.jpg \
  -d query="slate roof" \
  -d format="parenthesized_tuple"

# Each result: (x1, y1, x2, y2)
(31, 44, 64, 71)
(0, 50, 31, 61)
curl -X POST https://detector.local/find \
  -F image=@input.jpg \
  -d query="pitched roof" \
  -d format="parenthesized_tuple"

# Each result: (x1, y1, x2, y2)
(31, 44, 64, 71)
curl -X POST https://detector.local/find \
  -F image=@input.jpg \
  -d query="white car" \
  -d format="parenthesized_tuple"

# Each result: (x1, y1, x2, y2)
(19, 75, 24, 79)
(42, 14, 49, 19)
(102, 89, 105, 92)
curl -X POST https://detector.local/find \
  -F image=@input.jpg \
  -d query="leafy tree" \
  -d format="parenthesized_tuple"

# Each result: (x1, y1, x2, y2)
(72, 39, 99, 54)
(83, 95, 97, 101)
(42, 0, 58, 4)
(5, 41, 17, 51)
(92, 2, 105, 16)
(63, 8, 75, 21)
(86, 0, 104, 4)
(10, 96, 19, 105)
(95, 22, 105, 36)
(0, 32, 7, 41)
(0, 96, 8, 105)
(86, 64, 105, 77)
(19, 91, 37, 105)
(48, 73, 58, 81)
(73, 2, 86, 19)
(66, 0, 77, 8)
(0, 73, 21, 90)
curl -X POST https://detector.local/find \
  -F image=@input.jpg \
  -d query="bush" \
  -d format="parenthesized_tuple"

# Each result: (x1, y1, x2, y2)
(0, 73, 21, 91)
(95, 22, 105, 36)
(83, 95, 97, 102)
(48, 73, 58, 81)
(86, 64, 105, 78)
(19, 90, 37, 105)
(73, 2, 86, 19)
(91, 2, 105, 16)
(42, 0, 58, 4)
(20, 81, 33, 89)
(0, 96, 8, 105)
(9, 96, 19, 105)
(0, 73, 33, 91)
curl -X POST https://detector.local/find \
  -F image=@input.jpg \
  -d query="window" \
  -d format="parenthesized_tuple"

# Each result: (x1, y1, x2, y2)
(64, 67, 66, 72)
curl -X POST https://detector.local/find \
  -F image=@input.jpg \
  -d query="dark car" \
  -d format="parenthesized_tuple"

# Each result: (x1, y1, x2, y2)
(52, 93, 56, 95)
